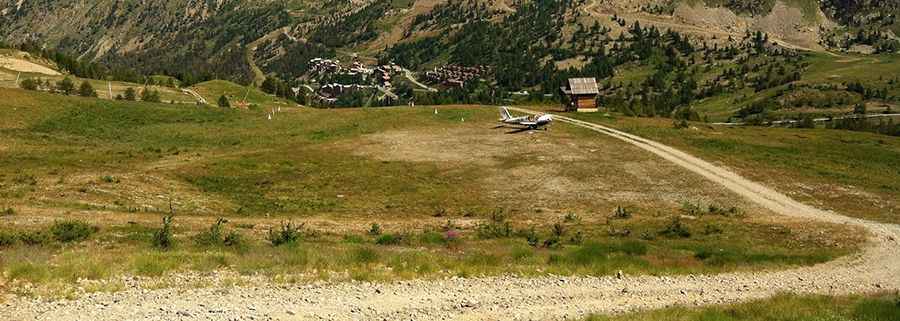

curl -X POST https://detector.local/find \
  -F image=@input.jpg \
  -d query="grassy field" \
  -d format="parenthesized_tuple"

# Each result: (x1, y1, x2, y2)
(0, 89, 862, 297)
(583, 293, 900, 321)
(189, 80, 295, 109)
(561, 112, 900, 224)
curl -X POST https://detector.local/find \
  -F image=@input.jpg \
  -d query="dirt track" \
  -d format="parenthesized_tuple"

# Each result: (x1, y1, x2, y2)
(2, 110, 898, 321)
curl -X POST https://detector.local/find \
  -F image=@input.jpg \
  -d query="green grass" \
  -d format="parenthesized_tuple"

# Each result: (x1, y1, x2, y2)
(582, 293, 900, 321)
(190, 79, 292, 108)
(0, 88, 865, 293)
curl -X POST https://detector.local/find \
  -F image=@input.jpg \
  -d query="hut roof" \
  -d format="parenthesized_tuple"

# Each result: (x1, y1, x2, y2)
(567, 78, 599, 95)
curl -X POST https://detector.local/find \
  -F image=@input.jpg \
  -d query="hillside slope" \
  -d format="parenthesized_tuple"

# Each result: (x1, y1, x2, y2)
(2, 0, 896, 83)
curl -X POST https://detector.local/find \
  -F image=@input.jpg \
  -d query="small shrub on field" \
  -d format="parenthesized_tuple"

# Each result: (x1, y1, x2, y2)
(639, 231, 656, 241)
(0, 231, 17, 247)
(375, 233, 404, 246)
(704, 223, 724, 235)
(708, 204, 742, 217)
(681, 201, 703, 216)
(17, 230, 51, 246)
(610, 206, 632, 219)
(1, 207, 14, 216)
(194, 218, 228, 246)
(563, 213, 580, 223)
(607, 226, 631, 237)
(660, 217, 691, 238)
(152, 215, 175, 249)
(542, 237, 561, 249)
(235, 223, 255, 229)
(432, 206, 447, 217)
(569, 230, 585, 245)
(267, 221, 304, 246)
(477, 212, 512, 239)
(99, 175, 120, 184)
(551, 223, 565, 238)
(50, 220, 98, 243)
(523, 227, 540, 247)
(368, 223, 382, 236)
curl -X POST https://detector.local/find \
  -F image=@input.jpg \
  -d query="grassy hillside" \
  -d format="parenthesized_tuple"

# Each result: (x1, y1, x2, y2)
(190, 80, 294, 108)
(0, 89, 860, 296)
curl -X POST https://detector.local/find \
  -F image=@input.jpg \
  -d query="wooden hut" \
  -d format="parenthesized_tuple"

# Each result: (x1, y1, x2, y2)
(560, 78, 599, 112)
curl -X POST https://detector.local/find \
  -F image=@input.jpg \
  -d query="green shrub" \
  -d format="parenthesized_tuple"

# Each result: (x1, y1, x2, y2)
(152, 215, 175, 249)
(1, 207, 14, 216)
(524, 227, 540, 247)
(223, 231, 243, 247)
(368, 223, 382, 236)
(0, 231, 17, 247)
(194, 218, 227, 246)
(100, 175, 120, 184)
(477, 213, 513, 239)
(18, 230, 50, 246)
(660, 217, 691, 238)
(267, 221, 303, 246)
(375, 233, 403, 246)
(50, 220, 98, 243)
(419, 231, 446, 245)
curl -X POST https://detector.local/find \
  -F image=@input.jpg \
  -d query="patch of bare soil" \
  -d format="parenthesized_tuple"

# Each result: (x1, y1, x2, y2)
(354, 125, 766, 215)
(0, 56, 61, 76)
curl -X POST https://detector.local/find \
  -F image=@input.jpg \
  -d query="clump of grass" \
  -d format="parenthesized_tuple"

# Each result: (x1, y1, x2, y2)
(368, 223, 382, 236)
(50, 220, 98, 243)
(660, 217, 691, 238)
(152, 215, 175, 249)
(0, 230, 17, 247)
(267, 221, 303, 246)
(523, 227, 540, 247)
(194, 218, 243, 247)
(476, 211, 512, 239)
(17, 230, 50, 246)
(99, 175, 120, 184)
(1, 207, 14, 216)
(375, 233, 404, 246)
(563, 212, 580, 223)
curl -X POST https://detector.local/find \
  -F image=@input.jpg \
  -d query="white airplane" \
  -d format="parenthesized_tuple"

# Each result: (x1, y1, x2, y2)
(498, 106, 553, 130)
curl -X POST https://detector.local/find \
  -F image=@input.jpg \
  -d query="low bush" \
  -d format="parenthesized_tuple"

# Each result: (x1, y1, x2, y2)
(195, 218, 229, 246)
(18, 230, 51, 246)
(368, 223, 382, 236)
(152, 215, 175, 249)
(660, 217, 691, 238)
(0, 231, 17, 247)
(1, 207, 14, 216)
(476, 213, 513, 239)
(50, 220, 98, 243)
(375, 233, 404, 246)
(267, 221, 304, 246)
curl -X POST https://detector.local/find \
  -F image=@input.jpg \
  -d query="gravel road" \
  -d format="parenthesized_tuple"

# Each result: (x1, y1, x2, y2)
(3, 110, 898, 321)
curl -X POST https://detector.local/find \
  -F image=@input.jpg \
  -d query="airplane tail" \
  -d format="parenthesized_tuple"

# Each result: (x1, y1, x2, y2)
(499, 107, 512, 121)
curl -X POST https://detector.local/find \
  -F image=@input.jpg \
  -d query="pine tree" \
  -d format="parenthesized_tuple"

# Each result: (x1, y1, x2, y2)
(217, 95, 231, 108)
(57, 77, 75, 95)
(78, 81, 97, 97)
(124, 87, 136, 101)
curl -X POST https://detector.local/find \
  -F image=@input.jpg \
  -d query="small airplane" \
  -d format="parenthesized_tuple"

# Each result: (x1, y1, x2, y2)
(498, 106, 553, 131)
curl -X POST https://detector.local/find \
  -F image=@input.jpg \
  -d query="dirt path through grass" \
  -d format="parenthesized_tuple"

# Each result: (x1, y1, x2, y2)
(3, 110, 898, 321)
